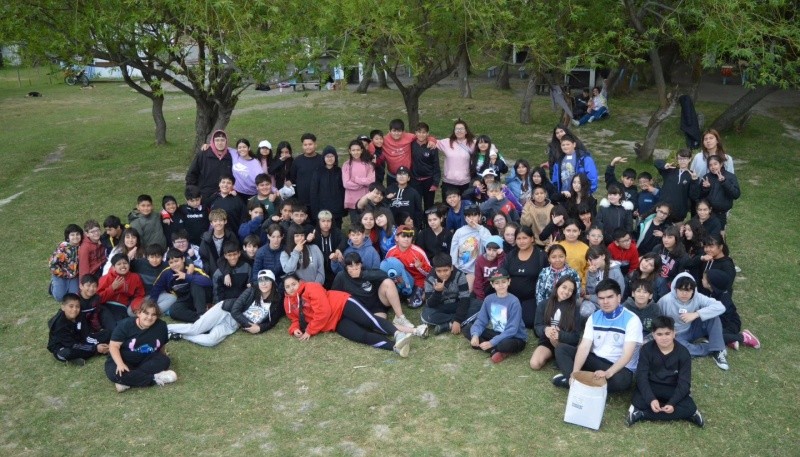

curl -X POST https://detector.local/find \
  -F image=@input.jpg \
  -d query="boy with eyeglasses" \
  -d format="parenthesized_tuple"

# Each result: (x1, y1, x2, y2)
(79, 219, 107, 279)
(636, 202, 673, 254)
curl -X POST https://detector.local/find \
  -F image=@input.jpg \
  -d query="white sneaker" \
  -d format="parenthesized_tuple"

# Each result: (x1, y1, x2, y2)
(571, 119, 579, 127)
(153, 370, 178, 386)
(413, 324, 429, 339)
(393, 332, 412, 358)
(393, 315, 413, 328)
(115, 383, 130, 393)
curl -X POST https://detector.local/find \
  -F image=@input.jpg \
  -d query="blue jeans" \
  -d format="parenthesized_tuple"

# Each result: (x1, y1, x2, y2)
(51, 276, 79, 301)
(577, 106, 608, 125)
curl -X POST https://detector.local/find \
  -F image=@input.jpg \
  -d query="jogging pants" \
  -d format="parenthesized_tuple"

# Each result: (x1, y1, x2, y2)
(461, 325, 527, 354)
(167, 302, 239, 347)
(105, 352, 171, 388)
(335, 299, 399, 351)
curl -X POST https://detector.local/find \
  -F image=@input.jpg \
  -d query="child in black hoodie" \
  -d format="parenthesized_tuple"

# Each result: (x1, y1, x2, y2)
(309, 146, 345, 228)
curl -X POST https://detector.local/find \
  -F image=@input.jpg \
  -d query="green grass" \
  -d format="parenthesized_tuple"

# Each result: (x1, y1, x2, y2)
(1, 67, 798, 456)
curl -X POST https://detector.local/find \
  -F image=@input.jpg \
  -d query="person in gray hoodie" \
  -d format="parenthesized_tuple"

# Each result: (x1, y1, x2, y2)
(657, 272, 729, 371)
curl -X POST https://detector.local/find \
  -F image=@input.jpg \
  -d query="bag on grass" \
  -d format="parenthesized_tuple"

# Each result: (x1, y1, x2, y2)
(563, 370, 608, 430)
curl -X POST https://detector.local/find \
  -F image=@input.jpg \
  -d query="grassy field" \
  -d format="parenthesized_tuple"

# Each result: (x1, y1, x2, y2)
(1, 68, 798, 456)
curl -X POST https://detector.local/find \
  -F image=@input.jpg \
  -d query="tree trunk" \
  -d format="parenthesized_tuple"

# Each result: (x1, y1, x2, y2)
(635, 92, 678, 160)
(152, 95, 167, 145)
(649, 46, 668, 108)
(194, 99, 215, 152)
(519, 73, 538, 124)
(401, 87, 422, 131)
(495, 45, 512, 90)
(376, 63, 389, 89)
(355, 59, 374, 94)
(457, 47, 472, 98)
(710, 86, 779, 132)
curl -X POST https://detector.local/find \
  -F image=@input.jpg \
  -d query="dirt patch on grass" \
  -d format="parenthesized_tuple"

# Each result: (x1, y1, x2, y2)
(33, 145, 65, 172)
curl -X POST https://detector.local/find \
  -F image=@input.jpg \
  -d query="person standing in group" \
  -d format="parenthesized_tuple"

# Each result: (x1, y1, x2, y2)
(410, 122, 441, 210)
(342, 139, 375, 223)
(186, 129, 234, 206)
(288, 133, 324, 215)
(437, 119, 476, 200)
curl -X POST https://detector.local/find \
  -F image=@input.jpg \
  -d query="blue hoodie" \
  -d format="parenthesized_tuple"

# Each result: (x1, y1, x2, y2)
(331, 239, 381, 274)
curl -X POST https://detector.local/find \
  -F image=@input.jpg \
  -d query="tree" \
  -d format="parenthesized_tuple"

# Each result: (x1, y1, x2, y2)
(3, 0, 296, 150)
(698, 0, 799, 132)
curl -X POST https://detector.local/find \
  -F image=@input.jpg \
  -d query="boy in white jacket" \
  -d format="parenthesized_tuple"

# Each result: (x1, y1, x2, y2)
(657, 272, 729, 371)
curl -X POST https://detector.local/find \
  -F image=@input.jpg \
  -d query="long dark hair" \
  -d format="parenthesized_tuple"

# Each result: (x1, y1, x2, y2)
(285, 223, 310, 269)
(586, 244, 611, 277)
(513, 159, 531, 192)
(473, 134, 494, 173)
(348, 139, 373, 165)
(661, 226, 686, 257)
(683, 219, 706, 255)
(543, 276, 579, 332)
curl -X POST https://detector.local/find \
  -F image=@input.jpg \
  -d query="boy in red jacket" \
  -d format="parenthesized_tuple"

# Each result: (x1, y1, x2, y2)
(607, 228, 640, 275)
(385, 225, 432, 308)
(98, 254, 145, 330)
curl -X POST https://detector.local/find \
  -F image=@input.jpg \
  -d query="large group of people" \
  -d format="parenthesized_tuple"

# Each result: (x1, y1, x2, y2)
(47, 114, 760, 427)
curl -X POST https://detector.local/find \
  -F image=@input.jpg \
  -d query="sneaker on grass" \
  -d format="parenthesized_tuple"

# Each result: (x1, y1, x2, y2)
(490, 351, 509, 363)
(727, 341, 739, 351)
(115, 383, 130, 393)
(625, 405, 645, 426)
(711, 349, 729, 371)
(67, 358, 87, 367)
(153, 370, 178, 386)
(433, 322, 451, 335)
(551, 373, 569, 389)
(168, 332, 183, 341)
(741, 329, 761, 349)
(689, 410, 705, 428)
(413, 324, 429, 338)
(393, 331, 412, 358)
(393, 315, 413, 328)
(409, 287, 424, 309)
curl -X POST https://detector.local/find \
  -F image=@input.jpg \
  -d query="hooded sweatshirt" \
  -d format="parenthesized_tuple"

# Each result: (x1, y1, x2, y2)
(97, 269, 145, 311)
(596, 198, 634, 245)
(704, 269, 741, 333)
(185, 129, 234, 203)
(331, 239, 381, 274)
(450, 224, 492, 275)
(657, 272, 725, 336)
(310, 147, 345, 218)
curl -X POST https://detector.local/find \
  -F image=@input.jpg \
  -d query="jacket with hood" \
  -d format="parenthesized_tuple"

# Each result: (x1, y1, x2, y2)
(223, 285, 284, 332)
(651, 244, 689, 285)
(331, 239, 381, 274)
(386, 184, 424, 230)
(341, 158, 375, 209)
(98, 269, 145, 311)
(411, 140, 441, 183)
(289, 153, 325, 207)
(604, 165, 640, 211)
(199, 229, 238, 278)
(596, 198, 634, 245)
(699, 255, 736, 295)
(551, 150, 599, 194)
(310, 148, 345, 219)
(129, 209, 167, 250)
(330, 268, 387, 308)
(654, 160, 697, 221)
(696, 169, 740, 214)
(584, 260, 627, 303)
(657, 272, 725, 336)
(283, 282, 348, 336)
(185, 129, 234, 203)
(149, 266, 212, 301)
(251, 243, 285, 283)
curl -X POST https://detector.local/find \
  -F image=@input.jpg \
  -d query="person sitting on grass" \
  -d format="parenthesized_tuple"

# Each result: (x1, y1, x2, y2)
(581, 245, 627, 317)
(607, 228, 640, 276)
(167, 269, 283, 347)
(128, 194, 167, 250)
(657, 272, 730, 371)
(385, 225, 432, 308)
(282, 274, 415, 357)
(623, 279, 660, 341)
(212, 241, 252, 303)
(530, 276, 583, 370)
(626, 315, 705, 428)
(47, 293, 109, 366)
(149, 248, 212, 322)
(463, 269, 528, 364)
(450, 205, 492, 292)
(98, 254, 146, 331)
(703, 270, 761, 352)
(78, 219, 107, 280)
(49, 223, 83, 301)
(105, 299, 177, 393)
(472, 235, 507, 302)
(421, 253, 481, 336)
(552, 279, 642, 392)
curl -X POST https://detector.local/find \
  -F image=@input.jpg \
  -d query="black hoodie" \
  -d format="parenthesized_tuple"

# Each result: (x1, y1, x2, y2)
(309, 147, 345, 219)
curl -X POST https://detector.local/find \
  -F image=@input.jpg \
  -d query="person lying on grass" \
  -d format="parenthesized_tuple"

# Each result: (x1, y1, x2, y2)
(282, 274, 424, 357)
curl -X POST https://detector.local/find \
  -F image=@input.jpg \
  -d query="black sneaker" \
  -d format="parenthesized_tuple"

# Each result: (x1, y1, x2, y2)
(433, 323, 451, 335)
(711, 349, 729, 371)
(551, 373, 569, 388)
(626, 405, 645, 426)
(68, 358, 87, 367)
(168, 332, 183, 341)
(689, 410, 705, 428)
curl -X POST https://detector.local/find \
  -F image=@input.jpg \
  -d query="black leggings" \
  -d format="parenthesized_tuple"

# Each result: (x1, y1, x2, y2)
(335, 299, 399, 351)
